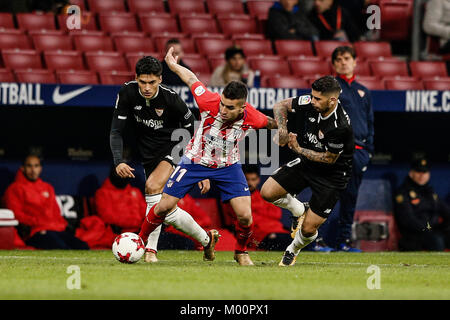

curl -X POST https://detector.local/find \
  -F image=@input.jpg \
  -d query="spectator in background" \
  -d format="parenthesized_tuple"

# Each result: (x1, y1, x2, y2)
(210, 46, 255, 87)
(266, 0, 319, 41)
(309, 0, 361, 42)
(394, 157, 450, 251)
(332, 46, 374, 252)
(222, 165, 292, 251)
(94, 167, 146, 235)
(3, 155, 89, 249)
(161, 39, 191, 86)
(423, 0, 450, 54)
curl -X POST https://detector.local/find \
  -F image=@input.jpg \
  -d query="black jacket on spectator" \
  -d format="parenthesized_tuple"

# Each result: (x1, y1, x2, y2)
(266, 2, 319, 41)
(161, 59, 190, 86)
(309, 2, 361, 42)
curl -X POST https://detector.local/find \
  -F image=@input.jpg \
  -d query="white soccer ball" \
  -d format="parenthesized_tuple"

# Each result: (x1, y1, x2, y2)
(112, 232, 145, 264)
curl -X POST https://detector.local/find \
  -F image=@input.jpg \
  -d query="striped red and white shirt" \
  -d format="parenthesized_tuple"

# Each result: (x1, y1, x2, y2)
(185, 81, 268, 168)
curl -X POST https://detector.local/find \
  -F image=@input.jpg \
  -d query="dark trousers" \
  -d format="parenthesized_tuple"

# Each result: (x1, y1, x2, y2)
(336, 149, 370, 244)
(26, 231, 89, 250)
(398, 231, 446, 251)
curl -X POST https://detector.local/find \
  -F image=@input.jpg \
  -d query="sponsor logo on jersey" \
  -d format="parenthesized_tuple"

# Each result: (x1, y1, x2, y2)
(194, 86, 206, 96)
(328, 142, 343, 149)
(298, 95, 311, 105)
(134, 115, 163, 130)
(306, 133, 323, 149)
(155, 108, 164, 116)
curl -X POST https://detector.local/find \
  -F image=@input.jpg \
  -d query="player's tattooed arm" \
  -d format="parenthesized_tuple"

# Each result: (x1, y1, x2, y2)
(272, 98, 293, 146)
(265, 116, 278, 129)
(165, 47, 199, 89)
(287, 133, 339, 164)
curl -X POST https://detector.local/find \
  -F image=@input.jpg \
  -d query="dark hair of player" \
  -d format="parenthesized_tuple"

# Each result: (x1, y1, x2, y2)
(165, 38, 181, 48)
(135, 56, 162, 77)
(222, 80, 248, 101)
(331, 46, 356, 63)
(312, 75, 342, 96)
(242, 164, 260, 176)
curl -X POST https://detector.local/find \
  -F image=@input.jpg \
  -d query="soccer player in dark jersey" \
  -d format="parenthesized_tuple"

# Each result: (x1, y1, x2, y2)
(110, 56, 215, 263)
(138, 47, 278, 266)
(260, 76, 354, 266)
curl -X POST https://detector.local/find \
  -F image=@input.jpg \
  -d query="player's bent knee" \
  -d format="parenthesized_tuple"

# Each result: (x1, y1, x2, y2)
(301, 223, 317, 238)
(145, 181, 165, 195)
(236, 212, 253, 226)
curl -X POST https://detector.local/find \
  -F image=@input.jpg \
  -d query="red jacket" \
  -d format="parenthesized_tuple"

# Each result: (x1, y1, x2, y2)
(223, 190, 288, 243)
(4, 170, 67, 238)
(94, 178, 146, 232)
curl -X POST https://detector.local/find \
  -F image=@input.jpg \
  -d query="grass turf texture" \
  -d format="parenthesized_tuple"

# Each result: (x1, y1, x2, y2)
(0, 250, 449, 300)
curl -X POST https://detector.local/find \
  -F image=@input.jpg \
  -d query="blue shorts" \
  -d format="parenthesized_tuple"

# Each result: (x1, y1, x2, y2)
(163, 156, 250, 201)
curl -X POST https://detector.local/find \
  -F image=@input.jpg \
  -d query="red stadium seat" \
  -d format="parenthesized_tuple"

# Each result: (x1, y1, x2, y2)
(126, 52, 162, 71)
(67, 0, 86, 10)
(208, 56, 225, 70)
(217, 16, 258, 36)
(139, 14, 179, 35)
(231, 33, 265, 41)
(99, 71, 135, 85)
(112, 33, 154, 53)
(128, 0, 166, 13)
(369, 60, 409, 77)
(191, 33, 226, 40)
(289, 57, 331, 76)
(0, 13, 14, 28)
(246, 0, 273, 20)
(2, 49, 42, 70)
(355, 76, 385, 90)
(266, 76, 309, 88)
(31, 30, 74, 51)
(0, 68, 15, 82)
(385, 80, 424, 90)
(168, 0, 206, 14)
(58, 13, 98, 31)
(179, 16, 218, 35)
(85, 51, 128, 72)
(206, 0, 245, 16)
(379, 0, 413, 41)
(353, 59, 372, 76)
(16, 13, 56, 30)
(154, 35, 196, 54)
(73, 32, 114, 52)
(0, 29, 32, 50)
(274, 40, 314, 57)
(234, 39, 272, 56)
(195, 38, 233, 56)
(57, 70, 99, 84)
(423, 77, 450, 90)
(353, 41, 392, 58)
(182, 56, 210, 74)
(44, 50, 85, 70)
(314, 41, 351, 58)
(249, 56, 290, 76)
(86, 0, 126, 12)
(98, 13, 139, 34)
(15, 69, 56, 84)
(409, 61, 448, 78)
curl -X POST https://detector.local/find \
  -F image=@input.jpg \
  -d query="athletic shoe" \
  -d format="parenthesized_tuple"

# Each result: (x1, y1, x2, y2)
(290, 202, 309, 239)
(278, 250, 297, 266)
(143, 249, 158, 263)
(337, 239, 362, 253)
(234, 251, 254, 266)
(310, 237, 335, 252)
(203, 229, 220, 261)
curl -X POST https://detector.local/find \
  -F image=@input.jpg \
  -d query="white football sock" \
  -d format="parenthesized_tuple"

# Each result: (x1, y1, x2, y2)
(145, 193, 162, 251)
(164, 207, 210, 247)
(272, 194, 305, 217)
(287, 229, 318, 256)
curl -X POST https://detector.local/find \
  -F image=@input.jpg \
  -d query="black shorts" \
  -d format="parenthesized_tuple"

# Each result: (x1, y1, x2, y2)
(142, 144, 177, 180)
(271, 158, 344, 219)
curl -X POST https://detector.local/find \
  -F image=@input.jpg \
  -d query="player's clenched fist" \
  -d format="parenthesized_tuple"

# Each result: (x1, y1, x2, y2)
(287, 133, 300, 151)
(115, 163, 135, 178)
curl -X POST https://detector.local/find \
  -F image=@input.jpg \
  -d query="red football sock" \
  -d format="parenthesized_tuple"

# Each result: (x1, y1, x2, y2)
(235, 222, 253, 252)
(138, 205, 165, 243)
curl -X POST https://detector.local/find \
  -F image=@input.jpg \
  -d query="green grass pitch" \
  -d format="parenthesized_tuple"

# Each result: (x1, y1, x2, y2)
(0, 250, 449, 300)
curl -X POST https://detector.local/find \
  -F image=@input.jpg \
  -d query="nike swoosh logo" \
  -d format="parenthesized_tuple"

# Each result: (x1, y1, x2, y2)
(244, 187, 249, 191)
(52, 85, 92, 104)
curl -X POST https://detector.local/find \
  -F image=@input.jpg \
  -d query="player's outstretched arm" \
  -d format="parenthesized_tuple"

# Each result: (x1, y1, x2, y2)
(287, 133, 339, 164)
(165, 47, 199, 89)
(272, 98, 293, 146)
